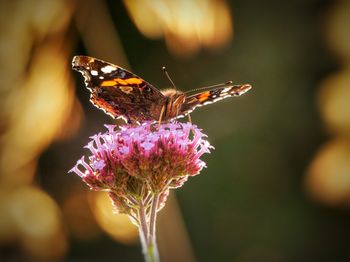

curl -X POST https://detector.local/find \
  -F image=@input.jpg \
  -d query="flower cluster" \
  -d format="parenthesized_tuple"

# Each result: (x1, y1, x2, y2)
(69, 121, 213, 214)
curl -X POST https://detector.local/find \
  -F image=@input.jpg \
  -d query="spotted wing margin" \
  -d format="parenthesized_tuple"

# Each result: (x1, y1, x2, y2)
(179, 84, 252, 116)
(72, 56, 166, 121)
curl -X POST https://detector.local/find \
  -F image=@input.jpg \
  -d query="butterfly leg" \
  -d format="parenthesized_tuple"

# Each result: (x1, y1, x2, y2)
(187, 113, 192, 124)
(158, 105, 165, 126)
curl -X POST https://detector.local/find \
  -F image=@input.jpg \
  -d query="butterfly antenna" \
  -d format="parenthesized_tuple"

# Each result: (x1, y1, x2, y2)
(184, 81, 234, 94)
(162, 66, 177, 90)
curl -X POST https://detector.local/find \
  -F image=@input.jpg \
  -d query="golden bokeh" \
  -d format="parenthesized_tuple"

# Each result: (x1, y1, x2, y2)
(306, 0, 350, 207)
(0, 187, 17, 244)
(1, 186, 68, 259)
(88, 192, 139, 245)
(306, 138, 350, 205)
(123, 0, 233, 56)
(1, 43, 77, 184)
(63, 191, 102, 241)
(318, 69, 350, 135)
(0, 1, 78, 260)
(10, 186, 61, 239)
(325, 0, 350, 63)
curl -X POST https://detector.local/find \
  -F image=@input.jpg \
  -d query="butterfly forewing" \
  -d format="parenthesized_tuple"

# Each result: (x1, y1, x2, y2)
(180, 84, 252, 116)
(72, 56, 166, 122)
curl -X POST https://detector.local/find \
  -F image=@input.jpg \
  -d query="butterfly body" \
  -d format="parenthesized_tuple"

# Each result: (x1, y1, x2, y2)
(72, 56, 251, 123)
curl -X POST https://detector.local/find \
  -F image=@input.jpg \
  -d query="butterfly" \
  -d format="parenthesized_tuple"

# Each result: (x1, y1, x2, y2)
(72, 56, 252, 124)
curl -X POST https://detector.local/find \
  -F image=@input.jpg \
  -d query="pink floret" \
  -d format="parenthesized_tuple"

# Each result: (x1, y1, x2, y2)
(69, 121, 213, 213)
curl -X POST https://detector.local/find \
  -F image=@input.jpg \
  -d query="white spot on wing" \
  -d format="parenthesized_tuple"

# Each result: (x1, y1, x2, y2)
(203, 101, 213, 106)
(213, 97, 224, 102)
(101, 65, 117, 73)
(91, 70, 98, 76)
(222, 87, 232, 93)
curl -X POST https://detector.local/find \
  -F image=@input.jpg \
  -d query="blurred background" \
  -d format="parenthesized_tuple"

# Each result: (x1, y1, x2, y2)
(1, 0, 350, 261)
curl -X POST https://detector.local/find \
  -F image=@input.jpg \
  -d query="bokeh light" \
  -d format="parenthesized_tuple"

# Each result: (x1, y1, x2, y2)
(89, 192, 138, 245)
(63, 191, 102, 241)
(318, 69, 350, 135)
(123, 0, 233, 56)
(306, 0, 350, 209)
(306, 138, 350, 205)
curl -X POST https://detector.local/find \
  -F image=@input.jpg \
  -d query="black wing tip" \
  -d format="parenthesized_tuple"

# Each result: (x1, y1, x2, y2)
(228, 83, 252, 96)
(235, 84, 252, 94)
(241, 84, 252, 91)
(72, 55, 95, 70)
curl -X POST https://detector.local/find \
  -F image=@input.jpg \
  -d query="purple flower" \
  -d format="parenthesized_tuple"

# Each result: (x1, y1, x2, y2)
(69, 121, 213, 214)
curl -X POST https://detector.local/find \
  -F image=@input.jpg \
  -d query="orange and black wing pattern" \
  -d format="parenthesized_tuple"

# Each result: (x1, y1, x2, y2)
(180, 84, 252, 116)
(72, 56, 166, 123)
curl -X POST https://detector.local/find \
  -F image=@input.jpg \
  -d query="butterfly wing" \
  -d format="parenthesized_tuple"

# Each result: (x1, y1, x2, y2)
(72, 56, 166, 122)
(180, 84, 252, 117)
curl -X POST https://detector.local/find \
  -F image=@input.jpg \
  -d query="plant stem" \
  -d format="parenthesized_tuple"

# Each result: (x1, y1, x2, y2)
(149, 193, 159, 243)
(137, 203, 149, 260)
(147, 193, 160, 262)
(137, 193, 160, 262)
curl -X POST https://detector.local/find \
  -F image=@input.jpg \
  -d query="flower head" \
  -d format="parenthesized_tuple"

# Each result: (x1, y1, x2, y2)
(69, 121, 213, 214)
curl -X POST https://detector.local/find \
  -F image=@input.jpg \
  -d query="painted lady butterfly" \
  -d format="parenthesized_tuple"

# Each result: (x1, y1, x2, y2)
(72, 56, 251, 123)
